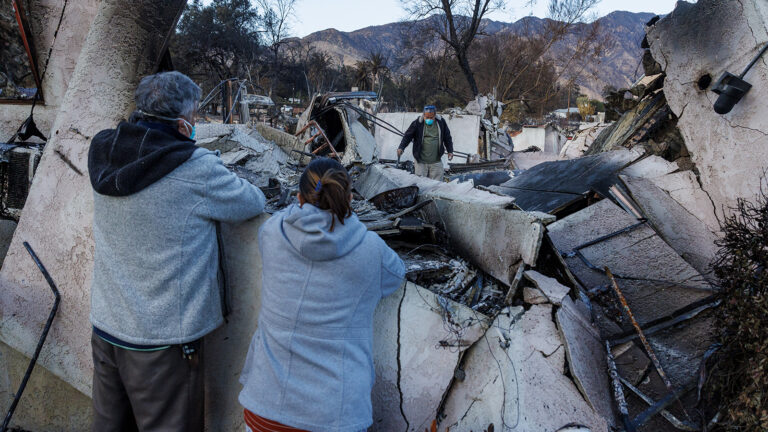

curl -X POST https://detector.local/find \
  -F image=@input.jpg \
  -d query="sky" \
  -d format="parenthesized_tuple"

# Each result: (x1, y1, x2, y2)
(291, 0, 683, 37)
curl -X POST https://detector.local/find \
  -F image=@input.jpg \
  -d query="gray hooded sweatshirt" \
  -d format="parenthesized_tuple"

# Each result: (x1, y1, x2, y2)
(89, 121, 265, 345)
(239, 203, 405, 432)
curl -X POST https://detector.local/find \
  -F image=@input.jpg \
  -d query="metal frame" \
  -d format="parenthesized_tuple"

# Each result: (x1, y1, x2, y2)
(294, 120, 341, 160)
(1, 242, 60, 432)
(3, 1, 44, 103)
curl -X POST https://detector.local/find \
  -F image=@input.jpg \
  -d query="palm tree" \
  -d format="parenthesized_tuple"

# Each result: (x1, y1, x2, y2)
(353, 60, 372, 90)
(366, 51, 390, 92)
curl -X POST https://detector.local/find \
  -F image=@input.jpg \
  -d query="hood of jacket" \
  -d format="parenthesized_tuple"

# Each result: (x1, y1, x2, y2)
(88, 121, 198, 196)
(278, 203, 367, 261)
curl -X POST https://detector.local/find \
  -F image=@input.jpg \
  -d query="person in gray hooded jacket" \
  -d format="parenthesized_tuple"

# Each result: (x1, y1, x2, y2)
(88, 71, 265, 431)
(239, 157, 406, 432)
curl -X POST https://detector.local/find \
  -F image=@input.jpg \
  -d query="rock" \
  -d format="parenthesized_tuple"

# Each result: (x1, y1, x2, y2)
(523, 286, 548, 304)
(524, 270, 570, 305)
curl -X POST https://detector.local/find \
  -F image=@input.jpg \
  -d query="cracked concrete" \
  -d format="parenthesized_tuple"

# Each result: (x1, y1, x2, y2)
(440, 306, 609, 431)
(647, 0, 768, 220)
(371, 282, 491, 431)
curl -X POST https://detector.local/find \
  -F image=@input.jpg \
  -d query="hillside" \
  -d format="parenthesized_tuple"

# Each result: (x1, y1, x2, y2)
(299, 11, 656, 100)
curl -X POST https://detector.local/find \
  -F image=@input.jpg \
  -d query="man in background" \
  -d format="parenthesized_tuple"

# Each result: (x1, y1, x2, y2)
(397, 105, 454, 180)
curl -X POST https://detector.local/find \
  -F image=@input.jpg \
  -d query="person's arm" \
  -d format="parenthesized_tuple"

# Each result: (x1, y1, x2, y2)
(442, 119, 454, 159)
(380, 240, 406, 298)
(201, 155, 266, 222)
(397, 120, 418, 155)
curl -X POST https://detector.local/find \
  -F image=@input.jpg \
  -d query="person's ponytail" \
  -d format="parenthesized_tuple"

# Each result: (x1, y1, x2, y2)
(299, 158, 353, 231)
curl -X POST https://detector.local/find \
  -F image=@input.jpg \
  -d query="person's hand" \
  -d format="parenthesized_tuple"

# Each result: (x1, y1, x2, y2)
(397, 149, 404, 157)
(447, 153, 454, 161)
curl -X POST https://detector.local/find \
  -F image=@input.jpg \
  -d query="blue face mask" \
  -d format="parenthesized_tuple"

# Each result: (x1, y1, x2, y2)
(425, 118, 435, 126)
(181, 118, 196, 140)
(138, 110, 196, 140)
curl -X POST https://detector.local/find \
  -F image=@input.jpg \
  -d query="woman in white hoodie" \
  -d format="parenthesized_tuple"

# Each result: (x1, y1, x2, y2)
(239, 158, 406, 432)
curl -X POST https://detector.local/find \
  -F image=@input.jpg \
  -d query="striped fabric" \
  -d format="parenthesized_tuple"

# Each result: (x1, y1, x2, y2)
(244, 409, 308, 432)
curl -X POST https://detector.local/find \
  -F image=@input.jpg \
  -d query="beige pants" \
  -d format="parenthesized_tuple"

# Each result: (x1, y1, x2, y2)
(415, 161, 444, 180)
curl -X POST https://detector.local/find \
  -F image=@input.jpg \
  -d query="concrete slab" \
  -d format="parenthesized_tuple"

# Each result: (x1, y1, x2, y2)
(546, 200, 712, 328)
(524, 270, 571, 305)
(510, 151, 562, 170)
(620, 155, 678, 179)
(432, 198, 551, 285)
(371, 282, 491, 431)
(622, 175, 719, 278)
(374, 113, 481, 166)
(648, 171, 720, 234)
(612, 342, 651, 387)
(560, 124, 611, 159)
(354, 164, 514, 207)
(557, 296, 616, 426)
(205, 215, 271, 431)
(440, 306, 609, 432)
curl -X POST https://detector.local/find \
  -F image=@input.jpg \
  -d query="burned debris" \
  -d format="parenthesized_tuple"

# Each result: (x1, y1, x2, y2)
(193, 59, 727, 429)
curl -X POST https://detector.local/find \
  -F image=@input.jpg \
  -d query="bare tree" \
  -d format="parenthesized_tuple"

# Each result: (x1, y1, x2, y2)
(256, 0, 298, 60)
(401, 0, 505, 97)
(255, 0, 298, 95)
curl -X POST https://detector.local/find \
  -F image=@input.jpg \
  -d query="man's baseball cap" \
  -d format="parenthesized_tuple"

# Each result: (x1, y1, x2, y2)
(423, 105, 437, 113)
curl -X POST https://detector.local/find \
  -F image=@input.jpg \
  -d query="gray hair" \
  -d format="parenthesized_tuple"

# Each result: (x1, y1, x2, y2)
(133, 71, 201, 123)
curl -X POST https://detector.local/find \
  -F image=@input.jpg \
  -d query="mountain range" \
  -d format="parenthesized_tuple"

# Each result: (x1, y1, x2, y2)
(298, 11, 657, 100)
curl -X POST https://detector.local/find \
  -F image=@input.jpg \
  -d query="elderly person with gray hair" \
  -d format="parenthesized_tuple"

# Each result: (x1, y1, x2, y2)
(87, 71, 265, 431)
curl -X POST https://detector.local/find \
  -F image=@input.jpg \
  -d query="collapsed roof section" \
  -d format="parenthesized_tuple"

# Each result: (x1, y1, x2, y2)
(295, 92, 379, 166)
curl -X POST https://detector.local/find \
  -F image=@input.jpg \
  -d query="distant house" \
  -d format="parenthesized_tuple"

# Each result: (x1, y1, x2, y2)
(513, 124, 567, 154)
(552, 107, 580, 119)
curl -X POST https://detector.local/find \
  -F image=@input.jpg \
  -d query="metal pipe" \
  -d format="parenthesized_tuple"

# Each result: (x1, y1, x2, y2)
(740, 42, 768, 79)
(1, 242, 61, 432)
(619, 376, 698, 431)
(606, 340, 634, 432)
(606, 267, 692, 423)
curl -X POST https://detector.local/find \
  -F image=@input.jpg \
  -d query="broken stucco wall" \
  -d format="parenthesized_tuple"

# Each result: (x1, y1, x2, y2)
(0, 0, 100, 141)
(0, 341, 92, 431)
(0, 0, 186, 411)
(647, 0, 768, 220)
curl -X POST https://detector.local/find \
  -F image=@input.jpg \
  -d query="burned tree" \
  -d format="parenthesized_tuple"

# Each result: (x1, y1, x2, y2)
(401, 0, 505, 97)
(704, 180, 768, 431)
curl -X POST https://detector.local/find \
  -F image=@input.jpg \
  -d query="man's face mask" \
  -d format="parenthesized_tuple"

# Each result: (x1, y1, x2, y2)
(139, 110, 196, 140)
(181, 119, 196, 140)
(425, 118, 434, 126)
